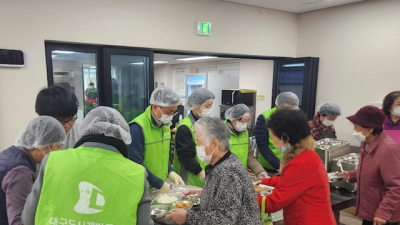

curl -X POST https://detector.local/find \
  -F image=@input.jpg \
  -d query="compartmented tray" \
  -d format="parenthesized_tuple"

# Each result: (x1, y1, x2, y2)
(151, 193, 200, 225)
(255, 184, 274, 196)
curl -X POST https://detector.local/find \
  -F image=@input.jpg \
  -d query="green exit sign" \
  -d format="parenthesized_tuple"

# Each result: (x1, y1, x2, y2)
(197, 21, 211, 36)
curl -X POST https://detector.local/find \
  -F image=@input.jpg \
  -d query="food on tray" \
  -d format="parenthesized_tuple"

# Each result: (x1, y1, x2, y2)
(157, 195, 178, 204)
(255, 186, 265, 192)
(174, 202, 190, 208)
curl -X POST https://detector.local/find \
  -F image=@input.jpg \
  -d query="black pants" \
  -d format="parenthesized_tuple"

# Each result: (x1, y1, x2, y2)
(363, 220, 399, 225)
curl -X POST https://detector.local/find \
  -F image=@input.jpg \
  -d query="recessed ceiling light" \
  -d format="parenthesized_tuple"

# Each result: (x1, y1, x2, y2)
(282, 63, 305, 67)
(154, 61, 169, 64)
(176, 56, 218, 61)
(53, 50, 75, 54)
(90, 66, 96, 69)
(51, 55, 57, 58)
(130, 62, 144, 65)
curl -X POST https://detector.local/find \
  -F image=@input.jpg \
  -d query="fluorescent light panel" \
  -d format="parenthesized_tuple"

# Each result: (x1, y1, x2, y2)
(176, 56, 217, 61)
(130, 62, 144, 65)
(282, 63, 305, 67)
(53, 50, 75, 54)
(154, 61, 169, 64)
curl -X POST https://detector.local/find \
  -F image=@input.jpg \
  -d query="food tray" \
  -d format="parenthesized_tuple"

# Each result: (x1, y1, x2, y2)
(255, 184, 274, 196)
(151, 193, 200, 225)
(327, 172, 344, 183)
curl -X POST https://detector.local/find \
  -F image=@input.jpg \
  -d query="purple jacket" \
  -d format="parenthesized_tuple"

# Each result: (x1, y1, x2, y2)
(383, 115, 400, 130)
(349, 131, 400, 222)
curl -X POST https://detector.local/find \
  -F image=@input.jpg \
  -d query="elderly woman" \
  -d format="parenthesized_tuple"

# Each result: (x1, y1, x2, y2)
(224, 104, 268, 179)
(309, 102, 341, 140)
(22, 107, 153, 225)
(382, 91, 400, 130)
(0, 116, 65, 225)
(258, 109, 336, 225)
(166, 117, 262, 225)
(173, 87, 215, 187)
(340, 106, 400, 225)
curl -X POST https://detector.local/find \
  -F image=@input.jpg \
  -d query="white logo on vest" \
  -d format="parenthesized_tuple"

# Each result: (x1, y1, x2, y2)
(74, 181, 105, 214)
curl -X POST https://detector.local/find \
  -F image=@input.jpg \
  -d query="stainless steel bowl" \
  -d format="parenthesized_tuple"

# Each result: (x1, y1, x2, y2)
(327, 172, 344, 182)
(182, 194, 199, 202)
(150, 205, 170, 218)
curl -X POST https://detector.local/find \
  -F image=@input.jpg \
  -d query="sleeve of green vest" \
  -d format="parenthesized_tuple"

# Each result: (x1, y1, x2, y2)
(136, 172, 154, 225)
(127, 124, 165, 189)
(21, 154, 49, 225)
(254, 114, 280, 170)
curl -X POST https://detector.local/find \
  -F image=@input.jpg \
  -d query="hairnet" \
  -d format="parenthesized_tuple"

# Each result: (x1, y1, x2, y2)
(79, 106, 132, 144)
(150, 87, 180, 107)
(186, 88, 215, 110)
(194, 117, 230, 151)
(317, 102, 341, 116)
(14, 116, 66, 150)
(225, 104, 250, 121)
(275, 92, 299, 108)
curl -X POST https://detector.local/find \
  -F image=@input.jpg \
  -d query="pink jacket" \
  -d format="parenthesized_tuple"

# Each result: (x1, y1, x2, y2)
(349, 130, 400, 222)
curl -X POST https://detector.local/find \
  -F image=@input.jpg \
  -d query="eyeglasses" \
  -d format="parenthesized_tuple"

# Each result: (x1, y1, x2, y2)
(159, 107, 179, 116)
(58, 116, 78, 126)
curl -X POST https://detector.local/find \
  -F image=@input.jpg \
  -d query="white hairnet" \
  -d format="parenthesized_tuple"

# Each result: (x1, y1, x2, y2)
(186, 88, 215, 110)
(150, 87, 180, 107)
(275, 92, 299, 108)
(14, 116, 66, 150)
(317, 102, 341, 116)
(79, 106, 132, 144)
(225, 104, 250, 121)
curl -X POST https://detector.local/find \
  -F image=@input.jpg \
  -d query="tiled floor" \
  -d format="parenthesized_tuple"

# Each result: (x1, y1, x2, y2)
(340, 210, 362, 225)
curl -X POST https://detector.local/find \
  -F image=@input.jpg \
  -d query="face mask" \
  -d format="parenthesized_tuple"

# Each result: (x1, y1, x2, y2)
(280, 135, 291, 153)
(352, 130, 366, 142)
(234, 122, 248, 132)
(157, 106, 173, 125)
(196, 141, 215, 163)
(41, 145, 52, 157)
(322, 119, 334, 127)
(199, 108, 212, 118)
(392, 107, 400, 117)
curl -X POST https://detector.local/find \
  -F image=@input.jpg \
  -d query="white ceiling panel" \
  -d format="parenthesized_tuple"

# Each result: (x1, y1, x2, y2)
(221, 0, 365, 13)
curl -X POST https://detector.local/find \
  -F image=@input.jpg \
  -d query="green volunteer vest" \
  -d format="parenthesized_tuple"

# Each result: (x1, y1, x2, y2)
(130, 106, 171, 182)
(226, 120, 249, 168)
(257, 107, 283, 170)
(173, 114, 208, 187)
(86, 88, 97, 99)
(35, 147, 145, 225)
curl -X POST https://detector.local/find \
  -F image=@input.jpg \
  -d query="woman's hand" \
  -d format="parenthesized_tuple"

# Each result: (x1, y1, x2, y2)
(198, 170, 206, 179)
(165, 209, 187, 225)
(373, 216, 387, 225)
(338, 171, 350, 181)
(257, 171, 270, 179)
(182, 188, 203, 196)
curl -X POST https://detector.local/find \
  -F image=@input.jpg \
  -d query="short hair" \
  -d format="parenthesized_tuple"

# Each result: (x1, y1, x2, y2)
(266, 109, 310, 145)
(382, 91, 400, 116)
(35, 86, 79, 119)
(194, 117, 230, 151)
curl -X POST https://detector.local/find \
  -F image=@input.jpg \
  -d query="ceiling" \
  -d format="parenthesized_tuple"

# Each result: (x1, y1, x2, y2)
(221, 0, 365, 13)
(154, 53, 235, 65)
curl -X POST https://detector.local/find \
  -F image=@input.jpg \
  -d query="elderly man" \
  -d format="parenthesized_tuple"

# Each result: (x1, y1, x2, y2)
(22, 107, 153, 225)
(254, 92, 299, 174)
(0, 116, 65, 225)
(128, 87, 185, 193)
(166, 117, 262, 225)
(309, 102, 341, 140)
(173, 88, 215, 187)
(224, 104, 268, 179)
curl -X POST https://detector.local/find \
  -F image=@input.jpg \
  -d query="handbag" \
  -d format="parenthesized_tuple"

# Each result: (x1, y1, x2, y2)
(261, 195, 273, 225)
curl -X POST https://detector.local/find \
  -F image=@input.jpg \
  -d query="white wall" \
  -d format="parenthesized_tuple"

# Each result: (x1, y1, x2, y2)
(154, 64, 173, 88)
(0, 0, 298, 150)
(239, 59, 274, 116)
(297, 0, 400, 145)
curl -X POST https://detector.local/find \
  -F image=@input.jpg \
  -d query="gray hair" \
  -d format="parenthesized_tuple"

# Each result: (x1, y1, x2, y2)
(194, 117, 230, 151)
(275, 92, 299, 108)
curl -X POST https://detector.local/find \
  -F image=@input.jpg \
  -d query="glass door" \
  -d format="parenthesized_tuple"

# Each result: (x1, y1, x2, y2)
(45, 43, 100, 119)
(272, 57, 319, 119)
(104, 48, 154, 122)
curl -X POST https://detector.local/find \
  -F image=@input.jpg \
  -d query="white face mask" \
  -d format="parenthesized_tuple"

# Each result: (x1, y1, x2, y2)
(157, 107, 173, 125)
(196, 141, 215, 163)
(392, 107, 400, 117)
(234, 122, 248, 132)
(322, 119, 334, 127)
(352, 130, 366, 142)
(199, 108, 212, 118)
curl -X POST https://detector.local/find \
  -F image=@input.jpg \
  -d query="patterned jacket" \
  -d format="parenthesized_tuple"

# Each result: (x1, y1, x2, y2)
(308, 115, 337, 139)
(187, 151, 262, 225)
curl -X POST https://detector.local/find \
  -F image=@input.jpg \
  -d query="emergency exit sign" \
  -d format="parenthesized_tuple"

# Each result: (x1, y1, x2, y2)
(197, 21, 211, 36)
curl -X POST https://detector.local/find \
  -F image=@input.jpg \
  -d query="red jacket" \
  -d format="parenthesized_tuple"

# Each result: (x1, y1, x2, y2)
(348, 131, 400, 222)
(258, 150, 336, 225)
